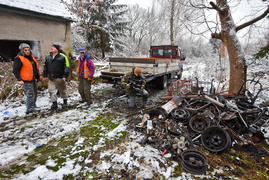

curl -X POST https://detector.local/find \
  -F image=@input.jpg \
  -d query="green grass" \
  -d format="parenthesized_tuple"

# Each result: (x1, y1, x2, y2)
(0, 113, 125, 178)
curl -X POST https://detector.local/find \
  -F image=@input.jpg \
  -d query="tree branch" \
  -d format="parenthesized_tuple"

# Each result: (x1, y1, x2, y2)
(209, 1, 220, 11)
(236, 6, 269, 32)
(211, 32, 222, 40)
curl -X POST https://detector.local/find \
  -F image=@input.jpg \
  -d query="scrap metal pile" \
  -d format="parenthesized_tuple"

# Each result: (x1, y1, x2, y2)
(126, 79, 269, 174)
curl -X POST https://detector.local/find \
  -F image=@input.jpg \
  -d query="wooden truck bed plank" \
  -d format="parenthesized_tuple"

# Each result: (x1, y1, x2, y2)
(109, 57, 180, 64)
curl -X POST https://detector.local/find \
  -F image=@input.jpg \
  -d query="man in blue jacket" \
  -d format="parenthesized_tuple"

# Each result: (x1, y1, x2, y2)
(43, 43, 70, 109)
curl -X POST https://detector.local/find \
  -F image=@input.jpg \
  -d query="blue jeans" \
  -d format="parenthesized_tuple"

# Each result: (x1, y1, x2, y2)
(23, 81, 37, 112)
(128, 89, 149, 107)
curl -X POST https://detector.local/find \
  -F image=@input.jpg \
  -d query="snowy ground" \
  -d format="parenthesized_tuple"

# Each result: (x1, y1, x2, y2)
(0, 56, 269, 179)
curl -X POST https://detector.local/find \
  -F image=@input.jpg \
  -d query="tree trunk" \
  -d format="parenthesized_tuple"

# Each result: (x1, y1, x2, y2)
(216, 0, 246, 94)
(170, 0, 175, 45)
(100, 29, 105, 58)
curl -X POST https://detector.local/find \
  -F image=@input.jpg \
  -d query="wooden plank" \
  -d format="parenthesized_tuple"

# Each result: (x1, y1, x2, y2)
(109, 57, 181, 64)
(109, 62, 179, 75)
(110, 66, 156, 74)
(101, 71, 125, 76)
(109, 58, 156, 64)
(110, 62, 155, 67)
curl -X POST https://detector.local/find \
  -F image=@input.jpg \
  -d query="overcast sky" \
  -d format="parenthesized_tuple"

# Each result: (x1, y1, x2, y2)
(116, 0, 153, 9)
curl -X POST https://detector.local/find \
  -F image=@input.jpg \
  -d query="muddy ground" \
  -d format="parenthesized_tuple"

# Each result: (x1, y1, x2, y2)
(0, 81, 269, 179)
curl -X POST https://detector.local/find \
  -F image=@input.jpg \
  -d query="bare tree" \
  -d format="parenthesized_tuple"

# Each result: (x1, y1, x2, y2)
(157, 0, 186, 45)
(210, 0, 269, 94)
(183, 0, 269, 94)
(123, 5, 150, 55)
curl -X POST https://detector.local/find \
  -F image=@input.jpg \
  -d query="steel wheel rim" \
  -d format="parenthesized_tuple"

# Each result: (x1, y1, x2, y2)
(189, 115, 210, 133)
(201, 126, 231, 153)
(171, 108, 191, 124)
(181, 149, 208, 174)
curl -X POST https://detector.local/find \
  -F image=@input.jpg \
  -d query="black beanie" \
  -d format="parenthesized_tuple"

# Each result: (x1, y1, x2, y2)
(52, 44, 60, 52)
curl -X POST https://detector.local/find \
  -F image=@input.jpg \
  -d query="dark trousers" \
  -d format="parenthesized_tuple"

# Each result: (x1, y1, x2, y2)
(78, 76, 92, 103)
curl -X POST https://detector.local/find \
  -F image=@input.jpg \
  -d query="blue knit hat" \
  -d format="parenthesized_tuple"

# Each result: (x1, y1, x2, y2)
(79, 47, 85, 53)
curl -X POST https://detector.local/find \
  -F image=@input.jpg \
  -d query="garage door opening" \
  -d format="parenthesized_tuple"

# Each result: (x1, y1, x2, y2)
(0, 40, 42, 62)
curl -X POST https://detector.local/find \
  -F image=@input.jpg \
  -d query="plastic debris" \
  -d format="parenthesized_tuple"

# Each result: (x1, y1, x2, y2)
(36, 144, 43, 148)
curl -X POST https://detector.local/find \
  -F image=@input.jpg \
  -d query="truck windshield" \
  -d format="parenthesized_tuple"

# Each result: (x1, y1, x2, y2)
(153, 49, 175, 56)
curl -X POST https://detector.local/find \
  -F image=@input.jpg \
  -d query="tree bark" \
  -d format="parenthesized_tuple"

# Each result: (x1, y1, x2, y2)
(170, 0, 175, 45)
(211, 1, 269, 94)
(100, 29, 105, 58)
(212, 0, 246, 94)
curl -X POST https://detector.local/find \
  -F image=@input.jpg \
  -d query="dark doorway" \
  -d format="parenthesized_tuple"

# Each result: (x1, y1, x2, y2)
(0, 40, 42, 62)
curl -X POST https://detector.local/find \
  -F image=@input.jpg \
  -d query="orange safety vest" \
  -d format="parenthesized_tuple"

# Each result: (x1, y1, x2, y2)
(77, 58, 90, 78)
(18, 55, 39, 81)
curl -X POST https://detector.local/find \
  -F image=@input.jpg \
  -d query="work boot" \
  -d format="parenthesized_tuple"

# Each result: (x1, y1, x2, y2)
(142, 104, 147, 109)
(127, 105, 136, 112)
(142, 99, 147, 108)
(79, 100, 86, 103)
(51, 101, 58, 110)
(26, 109, 40, 114)
(56, 90, 61, 97)
(63, 99, 68, 109)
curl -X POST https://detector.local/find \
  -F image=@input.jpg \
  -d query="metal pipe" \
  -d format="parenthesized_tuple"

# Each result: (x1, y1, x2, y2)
(203, 94, 225, 108)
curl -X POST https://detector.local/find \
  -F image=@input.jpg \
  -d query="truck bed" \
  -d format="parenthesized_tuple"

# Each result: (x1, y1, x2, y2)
(108, 57, 180, 74)
(100, 57, 181, 83)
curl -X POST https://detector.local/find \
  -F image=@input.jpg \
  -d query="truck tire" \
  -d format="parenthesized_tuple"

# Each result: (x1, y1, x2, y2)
(157, 75, 168, 89)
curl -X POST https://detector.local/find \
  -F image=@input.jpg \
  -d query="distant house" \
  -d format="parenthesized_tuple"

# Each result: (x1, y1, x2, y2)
(0, 0, 73, 62)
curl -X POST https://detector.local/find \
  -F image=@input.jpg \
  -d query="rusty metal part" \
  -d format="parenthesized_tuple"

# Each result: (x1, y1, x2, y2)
(181, 149, 208, 175)
(189, 115, 211, 133)
(201, 126, 231, 153)
(223, 126, 244, 146)
(236, 79, 263, 105)
(183, 131, 195, 150)
(203, 94, 225, 108)
(146, 107, 168, 120)
(167, 120, 183, 135)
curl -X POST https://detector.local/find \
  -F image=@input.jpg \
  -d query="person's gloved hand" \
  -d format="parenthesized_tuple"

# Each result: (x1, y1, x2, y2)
(126, 84, 131, 89)
(88, 77, 95, 84)
(18, 80, 24, 86)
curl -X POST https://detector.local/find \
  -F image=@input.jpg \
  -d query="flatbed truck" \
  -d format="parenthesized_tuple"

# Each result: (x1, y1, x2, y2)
(100, 45, 185, 89)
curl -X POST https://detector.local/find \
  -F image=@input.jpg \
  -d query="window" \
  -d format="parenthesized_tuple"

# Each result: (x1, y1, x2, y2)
(153, 49, 163, 56)
(163, 49, 175, 56)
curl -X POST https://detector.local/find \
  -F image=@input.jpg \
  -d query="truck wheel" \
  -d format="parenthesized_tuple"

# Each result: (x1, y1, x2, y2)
(157, 75, 168, 89)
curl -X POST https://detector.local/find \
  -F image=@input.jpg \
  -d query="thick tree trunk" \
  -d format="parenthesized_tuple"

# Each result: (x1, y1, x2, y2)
(216, 0, 246, 94)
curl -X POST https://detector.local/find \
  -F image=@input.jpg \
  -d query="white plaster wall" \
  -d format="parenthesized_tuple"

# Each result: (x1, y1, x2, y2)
(0, 10, 73, 59)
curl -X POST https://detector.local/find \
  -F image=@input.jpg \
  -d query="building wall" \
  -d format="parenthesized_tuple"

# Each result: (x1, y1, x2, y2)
(0, 10, 73, 60)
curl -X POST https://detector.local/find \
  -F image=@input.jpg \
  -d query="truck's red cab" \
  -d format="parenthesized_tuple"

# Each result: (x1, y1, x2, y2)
(150, 45, 185, 60)
(150, 45, 185, 79)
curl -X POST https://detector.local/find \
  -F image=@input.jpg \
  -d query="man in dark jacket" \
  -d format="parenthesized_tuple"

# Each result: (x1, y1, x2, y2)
(54, 42, 66, 55)
(54, 42, 67, 97)
(43, 43, 70, 109)
(121, 67, 149, 108)
(13, 43, 40, 114)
